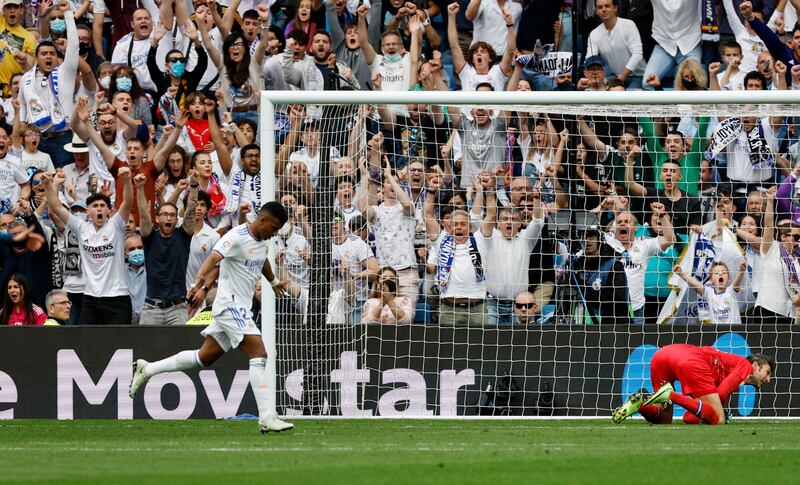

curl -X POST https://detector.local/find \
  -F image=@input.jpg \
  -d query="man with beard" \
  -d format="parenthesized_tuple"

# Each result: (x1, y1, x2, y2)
(572, 228, 630, 325)
(607, 205, 676, 324)
(70, 95, 139, 202)
(227, 143, 264, 225)
(18, 10, 78, 169)
(309, 30, 358, 90)
(136, 171, 198, 326)
(73, 96, 175, 223)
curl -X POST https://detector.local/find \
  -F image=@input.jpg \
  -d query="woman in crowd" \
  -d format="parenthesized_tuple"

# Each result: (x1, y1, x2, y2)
(362, 267, 413, 324)
(0, 274, 46, 326)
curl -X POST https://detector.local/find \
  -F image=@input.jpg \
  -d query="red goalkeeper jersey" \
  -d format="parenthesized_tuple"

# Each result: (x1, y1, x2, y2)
(650, 344, 753, 399)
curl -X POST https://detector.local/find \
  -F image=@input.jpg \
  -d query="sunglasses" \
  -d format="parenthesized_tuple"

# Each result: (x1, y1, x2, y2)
(515, 302, 535, 309)
(167, 57, 185, 63)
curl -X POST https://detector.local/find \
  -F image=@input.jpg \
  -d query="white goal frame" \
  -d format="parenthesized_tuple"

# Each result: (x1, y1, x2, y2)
(259, 89, 800, 418)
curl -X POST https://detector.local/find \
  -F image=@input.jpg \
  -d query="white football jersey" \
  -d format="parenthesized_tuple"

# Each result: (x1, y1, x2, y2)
(212, 223, 269, 316)
(66, 213, 129, 298)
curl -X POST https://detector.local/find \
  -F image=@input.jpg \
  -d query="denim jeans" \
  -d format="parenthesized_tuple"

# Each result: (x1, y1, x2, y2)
(39, 131, 74, 169)
(641, 43, 702, 90)
(632, 307, 645, 325)
(485, 298, 515, 326)
(624, 75, 643, 90)
(521, 68, 557, 91)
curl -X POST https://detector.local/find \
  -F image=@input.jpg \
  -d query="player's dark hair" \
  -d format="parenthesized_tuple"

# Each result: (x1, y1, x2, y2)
(287, 29, 309, 47)
(240, 143, 260, 159)
(242, 8, 259, 20)
(158, 202, 179, 215)
(36, 41, 57, 56)
(748, 353, 776, 374)
(260, 201, 289, 224)
(744, 70, 767, 89)
(722, 40, 742, 53)
(86, 193, 112, 209)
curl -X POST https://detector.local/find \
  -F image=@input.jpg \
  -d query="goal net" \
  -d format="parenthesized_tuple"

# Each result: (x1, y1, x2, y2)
(259, 90, 800, 418)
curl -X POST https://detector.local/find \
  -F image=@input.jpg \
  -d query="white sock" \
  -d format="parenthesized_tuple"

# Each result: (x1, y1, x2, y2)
(249, 358, 270, 419)
(144, 350, 204, 378)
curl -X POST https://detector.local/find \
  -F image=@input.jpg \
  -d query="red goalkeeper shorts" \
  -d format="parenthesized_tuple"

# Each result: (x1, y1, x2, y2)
(650, 344, 718, 398)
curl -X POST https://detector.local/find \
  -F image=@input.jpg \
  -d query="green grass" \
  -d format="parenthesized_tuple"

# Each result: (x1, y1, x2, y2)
(2, 419, 799, 484)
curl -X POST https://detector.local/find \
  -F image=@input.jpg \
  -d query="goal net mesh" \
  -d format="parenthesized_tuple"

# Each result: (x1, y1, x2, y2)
(264, 97, 800, 418)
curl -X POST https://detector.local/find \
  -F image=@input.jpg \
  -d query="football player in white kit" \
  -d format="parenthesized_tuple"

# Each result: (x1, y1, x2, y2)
(129, 202, 293, 433)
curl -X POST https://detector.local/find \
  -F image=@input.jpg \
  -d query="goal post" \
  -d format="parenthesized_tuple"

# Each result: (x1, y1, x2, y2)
(260, 89, 800, 419)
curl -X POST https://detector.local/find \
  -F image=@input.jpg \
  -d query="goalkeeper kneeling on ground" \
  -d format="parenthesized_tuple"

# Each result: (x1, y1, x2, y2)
(613, 344, 774, 425)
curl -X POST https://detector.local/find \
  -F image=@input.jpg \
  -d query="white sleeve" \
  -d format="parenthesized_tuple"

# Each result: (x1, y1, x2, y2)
(586, 29, 599, 58)
(623, 20, 644, 73)
(213, 229, 240, 259)
(111, 38, 128, 65)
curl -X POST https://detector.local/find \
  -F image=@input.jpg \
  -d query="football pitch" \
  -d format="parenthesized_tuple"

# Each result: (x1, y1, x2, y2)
(3, 419, 799, 484)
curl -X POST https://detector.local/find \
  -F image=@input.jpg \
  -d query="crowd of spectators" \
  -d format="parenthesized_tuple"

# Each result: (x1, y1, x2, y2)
(0, 0, 799, 327)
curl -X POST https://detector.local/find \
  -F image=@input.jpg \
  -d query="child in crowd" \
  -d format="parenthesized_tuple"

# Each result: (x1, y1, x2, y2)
(673, 261, 747, 324)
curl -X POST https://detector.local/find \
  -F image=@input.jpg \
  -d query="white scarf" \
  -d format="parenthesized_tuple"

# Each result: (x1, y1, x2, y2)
(225, 168, 260, 216)
(21, 67, 66, 131)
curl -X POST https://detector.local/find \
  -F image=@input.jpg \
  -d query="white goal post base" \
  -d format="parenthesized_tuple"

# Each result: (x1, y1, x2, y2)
(259, 90, 800, 419)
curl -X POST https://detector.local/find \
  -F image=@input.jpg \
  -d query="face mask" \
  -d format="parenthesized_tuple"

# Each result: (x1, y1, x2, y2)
(128, 249, 145, 266)
(170, 61, 186, 78)
(79, 42, 90, 56)
(116, 77, 133, 92)
(0, 229, 7, 236)
(50, 18, 67, 34)
(682, 79, 698, 89)
(384, 53, 401, 63)
(99, 76, 110, 89)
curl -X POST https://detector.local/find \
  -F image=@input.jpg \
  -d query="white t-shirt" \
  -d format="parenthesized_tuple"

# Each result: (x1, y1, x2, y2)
(724, 118, 777, 183)
(185, 223, 221, 291)
(471, 0, 521, 56)
(61, 162, 93, 205)
(756, 242, 795, 317)
(0, 153, 27, 211)
(17, 149, 54, 173)
(111, 32, 174, 92)
(426, 236, 487, 299)
(211, 223, 269, 315)
(372, 203, 416, 271)
(458, 64, 508, 93)
(716, 69, 746, 91)
(369, 53, 411, 92)
(332, 234, 374, 302)
(66, 213, 129, 298)
(275, 226, 311, 288)
(477, 219, 544, 299)
(288, 146, 341, 188)
(703, 286, 742, 324)
(616, 236, 663, 311)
